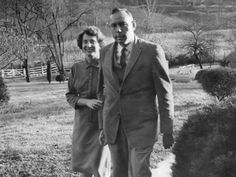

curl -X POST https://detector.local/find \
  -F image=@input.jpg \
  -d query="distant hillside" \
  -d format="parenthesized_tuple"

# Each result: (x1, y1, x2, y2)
(72, 0, 236, 6)
(63, 0, 236, 40)
(1, 0, 235, 68)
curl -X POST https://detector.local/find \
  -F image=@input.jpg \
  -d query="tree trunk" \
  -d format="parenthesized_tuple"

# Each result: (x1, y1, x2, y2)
(59, 63, 65, 81)
(47, 60, 51, 84)
(194, 53, 203, 69)
(59, 67, 65, 77)
(24, 59, 30, 82)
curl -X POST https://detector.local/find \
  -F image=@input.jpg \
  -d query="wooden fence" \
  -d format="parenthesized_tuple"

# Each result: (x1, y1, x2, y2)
(1, 63, 62, 79)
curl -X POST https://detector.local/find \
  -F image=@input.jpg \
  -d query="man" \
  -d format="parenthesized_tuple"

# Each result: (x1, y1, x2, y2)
(98, 8, 174, 177)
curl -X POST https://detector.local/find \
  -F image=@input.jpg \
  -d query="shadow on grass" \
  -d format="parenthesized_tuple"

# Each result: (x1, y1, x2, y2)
(0, 144, 80, 177)
(175, 102, 202, 112)
(0, 101, 70, 126)
(173, 80, 202, 90)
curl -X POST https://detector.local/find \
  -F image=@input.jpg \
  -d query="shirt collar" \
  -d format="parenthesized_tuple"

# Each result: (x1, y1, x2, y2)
(85, 59, 99, 69)
(117, 41, 133, 52)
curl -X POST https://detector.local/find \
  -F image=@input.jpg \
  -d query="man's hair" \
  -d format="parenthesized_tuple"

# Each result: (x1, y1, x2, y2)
(111, 8, 133, 19)
(77, 26, 105, 49)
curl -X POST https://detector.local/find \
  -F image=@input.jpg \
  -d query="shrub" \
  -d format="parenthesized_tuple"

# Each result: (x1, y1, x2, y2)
(195, 68, 236, 101)
(169, 54, 213, 68)
(55, 74, 65, 83)
(0, 76, 9, 105)
(194, 68, 208, 82)
(220, 59, 230, 67)
(172, 103, 236, 177)
(169, 54, 190, 67)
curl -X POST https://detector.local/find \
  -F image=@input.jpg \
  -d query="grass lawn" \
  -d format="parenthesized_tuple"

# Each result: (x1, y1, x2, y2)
(0, 77, 215, 176)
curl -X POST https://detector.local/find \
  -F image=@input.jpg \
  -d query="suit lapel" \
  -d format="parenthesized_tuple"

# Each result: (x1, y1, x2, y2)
(103, 43, 120, 91)
(123, 38, 141, 83)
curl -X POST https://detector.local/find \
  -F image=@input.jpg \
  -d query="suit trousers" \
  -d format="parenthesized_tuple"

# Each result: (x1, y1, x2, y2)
(108, 121, 153, 177)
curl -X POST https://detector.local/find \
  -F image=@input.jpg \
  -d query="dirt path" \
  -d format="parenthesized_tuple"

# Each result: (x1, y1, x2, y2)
(151, 153, 175, 177)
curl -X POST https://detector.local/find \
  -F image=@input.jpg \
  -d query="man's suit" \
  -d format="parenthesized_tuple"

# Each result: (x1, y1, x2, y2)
(98, 37, 174, 177)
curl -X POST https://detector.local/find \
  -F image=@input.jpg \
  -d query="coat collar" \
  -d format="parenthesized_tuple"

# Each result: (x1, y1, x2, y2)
(122, 36, 141, 84)
(104, 42, 120, 91)
(104, 36, 142, 90)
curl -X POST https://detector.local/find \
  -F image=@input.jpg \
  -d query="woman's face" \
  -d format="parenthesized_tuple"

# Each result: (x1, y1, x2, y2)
(82, 33, 100, 60)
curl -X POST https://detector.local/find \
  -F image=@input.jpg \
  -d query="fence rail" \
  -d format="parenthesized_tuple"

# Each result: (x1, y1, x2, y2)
(1, 63, 63, 79)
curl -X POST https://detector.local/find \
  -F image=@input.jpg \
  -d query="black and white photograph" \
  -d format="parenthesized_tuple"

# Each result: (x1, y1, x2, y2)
(1, 0, 236, 177)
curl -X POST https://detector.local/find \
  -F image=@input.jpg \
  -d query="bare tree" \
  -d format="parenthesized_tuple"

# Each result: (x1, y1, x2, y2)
(0, 0, 90, 81)
(227, 5, 236, 51)
(0, 0, 43, 82)
(143, 0, 156, 32)
(142, 0, 166, 33)
(182, 23, 213, 69)
(34, 0, 91, 79)
(0, 28, 34, 69)
(216, 0, 223, 26)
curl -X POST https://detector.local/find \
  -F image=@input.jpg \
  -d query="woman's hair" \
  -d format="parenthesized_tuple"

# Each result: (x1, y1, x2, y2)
(77, 26, 105, 49)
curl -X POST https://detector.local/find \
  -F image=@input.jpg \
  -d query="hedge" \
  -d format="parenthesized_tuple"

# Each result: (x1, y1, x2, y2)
(55, 74, 66, 83)
(195, 68, 236, 101)
(172, 103, 236, 177)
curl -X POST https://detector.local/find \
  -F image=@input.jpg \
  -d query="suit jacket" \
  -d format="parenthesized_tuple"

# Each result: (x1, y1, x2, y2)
(98, 37, 174, 148)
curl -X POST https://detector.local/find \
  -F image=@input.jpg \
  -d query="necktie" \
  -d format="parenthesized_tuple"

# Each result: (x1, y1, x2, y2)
(120, 47, 127, 68)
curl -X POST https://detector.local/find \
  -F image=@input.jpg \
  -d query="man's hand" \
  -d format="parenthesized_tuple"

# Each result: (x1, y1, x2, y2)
(99, 130, 107, 146)
(163, 133, 174, 149)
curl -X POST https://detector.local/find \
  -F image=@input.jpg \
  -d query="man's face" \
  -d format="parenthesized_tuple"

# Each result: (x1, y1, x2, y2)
(82, 34, 100, 60)
(109, 11, 136, 46)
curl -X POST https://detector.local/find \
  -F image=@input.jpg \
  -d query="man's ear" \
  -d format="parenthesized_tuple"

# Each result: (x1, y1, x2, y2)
(132, 20, 137, 30)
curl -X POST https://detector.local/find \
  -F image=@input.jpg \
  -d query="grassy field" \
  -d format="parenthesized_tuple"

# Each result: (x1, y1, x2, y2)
(0, 75, 215, 176)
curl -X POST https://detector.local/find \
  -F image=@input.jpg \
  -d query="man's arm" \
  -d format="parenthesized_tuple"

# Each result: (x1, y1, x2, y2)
(97, 57, 104, 130)
(152, 44, 174, 148)
(97, 54, 107, 146)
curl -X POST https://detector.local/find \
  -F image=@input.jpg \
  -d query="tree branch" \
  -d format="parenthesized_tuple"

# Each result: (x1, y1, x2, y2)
(60, 9, 90, 35)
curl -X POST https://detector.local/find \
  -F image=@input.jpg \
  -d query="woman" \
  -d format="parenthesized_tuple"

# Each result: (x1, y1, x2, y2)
(66, 26, 105, 177)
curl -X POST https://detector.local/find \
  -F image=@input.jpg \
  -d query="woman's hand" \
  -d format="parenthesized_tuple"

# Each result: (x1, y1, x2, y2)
(85, 99, 103, 110)
(77, 98, 103, 110)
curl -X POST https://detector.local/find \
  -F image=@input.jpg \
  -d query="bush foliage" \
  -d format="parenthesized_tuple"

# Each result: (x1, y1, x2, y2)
(194, 68, 206, 81)
(0, 76, 9, 105)
(195, 68, 236, 101)
(55, 74, 65, 83)
(169, 54, 213, 67)
(172, 103, 236, 177)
